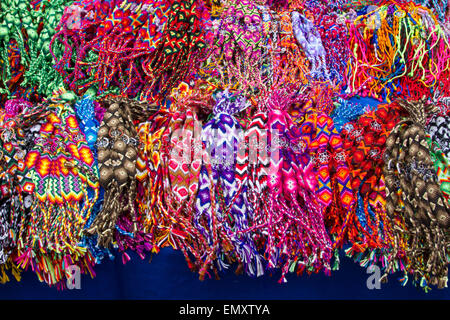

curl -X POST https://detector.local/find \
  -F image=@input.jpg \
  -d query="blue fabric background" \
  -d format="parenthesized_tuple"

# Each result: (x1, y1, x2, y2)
(0, 97, 449, 300)
(0, 247, 449, 300)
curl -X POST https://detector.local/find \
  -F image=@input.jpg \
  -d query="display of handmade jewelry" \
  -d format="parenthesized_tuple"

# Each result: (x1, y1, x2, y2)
(0, 0, 449, 292)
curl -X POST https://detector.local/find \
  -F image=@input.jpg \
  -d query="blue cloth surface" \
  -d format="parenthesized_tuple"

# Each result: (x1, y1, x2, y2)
(0, 247, 448, 300)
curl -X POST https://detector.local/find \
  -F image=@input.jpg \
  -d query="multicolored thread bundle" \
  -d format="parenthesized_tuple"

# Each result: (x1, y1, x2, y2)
(0, 0, 449, 292)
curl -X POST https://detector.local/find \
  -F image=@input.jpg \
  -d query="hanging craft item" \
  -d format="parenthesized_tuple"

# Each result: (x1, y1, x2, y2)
(112, 99, 157, 263)
(0, 0, 449, 292)
(84, 97, 155, 254)
(272, 8, 310, 88)
(426, 130, 450, 204)
(51, 0, 212, 103)
(51, 0, 170, 99)
(291, 10, 330, 81)
(383, 99, 450, 290)
(207, 0, 224, 18)
(265, 0, 289, 11)
(195, 90, 264, 279)
(136, 109, 172, 247)
(427, 112, 450, 159)
(16, 100, 99, 286)
(208, 0, 265, 93)
(137, 83, 214, 272)
(0, 98, 44, 283)
(291, 99, 355, 263)
(253, 3, 274, 87)
(73, 95, 112, 263)
(412, 0, 449, 22)
(302, 0, 352, 86)
(339, 102, 407, 271)
(257, 88, 333, 282)
(345, 3, 450, 102)
(425, 102, 450, 204)
(0, 100, 31, 263)
(234, 99, 269, 272)
(425, 98, 450, 203)
(75, 96, 102, 149)
(84, 97, 137, 248)
(86, 101, 149, 264)
(23, 0, 73, 98)
(331, 97, 373, 133)
(0, 0, 72, 102)
(139, 0, 213, 102)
